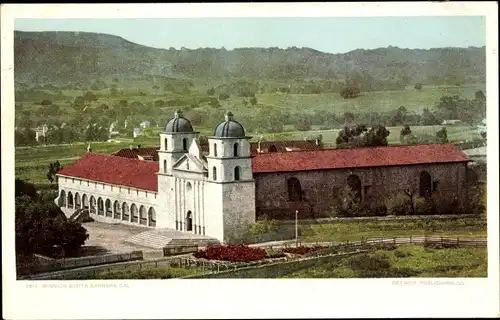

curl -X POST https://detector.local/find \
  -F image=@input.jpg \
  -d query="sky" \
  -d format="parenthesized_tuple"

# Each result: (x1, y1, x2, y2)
(14, 16, 485, 54)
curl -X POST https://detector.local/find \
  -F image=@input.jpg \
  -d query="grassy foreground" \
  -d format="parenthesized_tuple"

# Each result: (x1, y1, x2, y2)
(76, 266, 204, 280)
(295, 216, 487, 243)
(281, 245, 487, 278)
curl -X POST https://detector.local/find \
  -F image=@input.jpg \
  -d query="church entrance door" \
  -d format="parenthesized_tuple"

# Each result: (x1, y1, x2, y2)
(186, 211, 193, 231)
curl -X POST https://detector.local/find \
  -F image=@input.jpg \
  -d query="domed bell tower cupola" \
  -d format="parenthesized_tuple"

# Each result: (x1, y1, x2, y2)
(207, 111, 253, 182)
(158, 109, 198, 176)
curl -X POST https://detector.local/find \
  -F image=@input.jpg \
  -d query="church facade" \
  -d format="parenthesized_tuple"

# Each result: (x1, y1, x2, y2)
(55, 110, 471, 242)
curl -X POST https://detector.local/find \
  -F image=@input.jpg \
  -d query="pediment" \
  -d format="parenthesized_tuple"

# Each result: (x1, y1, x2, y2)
(172, 154, 207, 173)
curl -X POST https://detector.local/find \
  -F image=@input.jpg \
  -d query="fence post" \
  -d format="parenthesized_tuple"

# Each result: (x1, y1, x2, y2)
(457, 237, 460, 246)
(409, 236, 412, 244)
(393, 237, 396, 246)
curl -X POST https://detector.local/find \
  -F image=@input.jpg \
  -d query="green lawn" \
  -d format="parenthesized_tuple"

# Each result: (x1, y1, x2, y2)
(295, 217, 487, 243)
(74, 266, 204, 280)
(281, 245, 487, 278)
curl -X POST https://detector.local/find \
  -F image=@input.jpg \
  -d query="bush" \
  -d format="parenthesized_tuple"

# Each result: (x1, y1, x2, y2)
(282, 246, 328, 255)
(249, 220, 279, 235)
(386, 193, 411, 216)
(394, 249, 412, 258)
(348, 253, 393, 277)
(193, 245, 268, 262)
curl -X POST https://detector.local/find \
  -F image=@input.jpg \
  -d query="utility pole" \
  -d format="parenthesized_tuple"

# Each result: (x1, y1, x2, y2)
(295, 210, 299, 246)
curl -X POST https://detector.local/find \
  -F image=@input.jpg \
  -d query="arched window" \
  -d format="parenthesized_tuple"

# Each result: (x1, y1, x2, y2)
(164, 138, 168, 151)
(269, 145, 277, 152)
(131, 204, 138, 223)
(164, 160, 167, 173)
(58, 190, 66, 207)
(213, 167, 217, 181)
(183, 138, 188, 151)
(67, 191, 74, 208)
(148, 207, 156, 227)
(139, 205, 147, 225)
(234, 166, 241, 181)
(347, 174, 362, 202)
(105, 199, 112, 217)
(234, 143, 239, 157)
(122, 203, 129, 221)
(113, 200, 121, 219)
(419, 171, 432, 198)
(75, 193, 81, 209)
(214, 143, 218, 157)
(287, 177, 302, 201)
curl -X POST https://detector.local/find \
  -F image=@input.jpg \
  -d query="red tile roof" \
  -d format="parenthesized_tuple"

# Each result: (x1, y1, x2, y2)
(57, 153, 159, 192)
(250, 140, 321, 153)
(112, 146, 160, 160)
(251, 144, 471, 174)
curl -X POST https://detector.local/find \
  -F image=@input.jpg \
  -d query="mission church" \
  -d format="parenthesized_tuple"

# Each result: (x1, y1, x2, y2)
(56, 110, 471, 242)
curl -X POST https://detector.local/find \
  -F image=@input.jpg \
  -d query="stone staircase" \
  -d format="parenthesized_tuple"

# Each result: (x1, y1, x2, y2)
(68, 208, 92, 223)
(126, 229, 219, 249)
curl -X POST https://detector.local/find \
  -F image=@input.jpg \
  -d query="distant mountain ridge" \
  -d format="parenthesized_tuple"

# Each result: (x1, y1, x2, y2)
(14, 30, 486, 85)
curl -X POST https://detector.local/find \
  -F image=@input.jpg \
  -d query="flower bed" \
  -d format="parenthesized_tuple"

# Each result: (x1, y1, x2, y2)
(193, 245, 268, 262)
(282, 246, 328, 255)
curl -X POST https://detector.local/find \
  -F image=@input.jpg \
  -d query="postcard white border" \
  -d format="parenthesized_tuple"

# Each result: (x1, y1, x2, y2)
(2, 2, 499, 319)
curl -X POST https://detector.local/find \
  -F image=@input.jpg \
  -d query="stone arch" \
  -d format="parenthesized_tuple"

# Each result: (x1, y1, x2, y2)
(347, 174, 362, 202)
(131, 204, 138, 223)
(148, 207, 156, 227)
(75, 192, 81, 209)
(67, 191, 74, 208)
(58, 190, 66, 207)
(90, 196, 96, 213)
(122, 202, 129, 221)
(183, 138, 188, 151)
(105, 199, 112, 217)
(234, 142, 239, 157)
(139, 205, 147, 225)
(269, 145, 277, 152)
(186, 211, 193, 232)
(212, 166, 217, 181)
(213, 143, 218, 157)
(419, 171, 432, 198)
(82, 194, 89, 209)
(97, 197, 104, 215)
(113, 200, 121, 219)
(287, 177, 302, 201)
(234, 166, 241, 181)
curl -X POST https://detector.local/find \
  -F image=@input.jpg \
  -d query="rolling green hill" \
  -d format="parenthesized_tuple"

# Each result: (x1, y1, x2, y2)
(14, 31, 486, 87)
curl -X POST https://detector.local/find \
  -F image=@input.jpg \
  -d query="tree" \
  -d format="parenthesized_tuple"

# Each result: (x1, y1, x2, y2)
(47, 161, 63, 184)
(40, 99, 52, 106)
(294, 114, 312, 131)
(364, 125, 390, 146)
(414, 83, 423, 90)
(207, 87, 215, 96)
(400, 125, 412, 143)
(343, 112, 355, 125)
(340, 86, 361, 99)
(436, 127, 448, 143)
(250, 96, 258, 106)
(15, 179, 37, 199)
(475, 90, 486, 101)
(83, 91, 98, 102)
(219, 92, 230, 101)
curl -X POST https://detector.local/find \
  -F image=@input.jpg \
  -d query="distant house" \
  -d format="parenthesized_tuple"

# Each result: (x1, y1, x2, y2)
(133, 128, 142, 138)
(441, 119, 463, 125)
(140, 121, 151, 129)
(34, 124, 49, 142)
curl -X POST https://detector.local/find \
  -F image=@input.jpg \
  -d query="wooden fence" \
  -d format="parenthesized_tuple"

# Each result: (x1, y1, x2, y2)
(17, 251, 144, 278)
(21, 236, 487, 280)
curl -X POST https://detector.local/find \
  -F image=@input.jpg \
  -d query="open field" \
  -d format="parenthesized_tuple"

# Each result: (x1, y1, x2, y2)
(280, 245, 487, 278)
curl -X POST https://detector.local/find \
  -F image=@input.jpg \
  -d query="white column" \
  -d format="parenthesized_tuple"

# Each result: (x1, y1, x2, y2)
(193, 181, 197, 234)
(201, 183, 205, 235)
